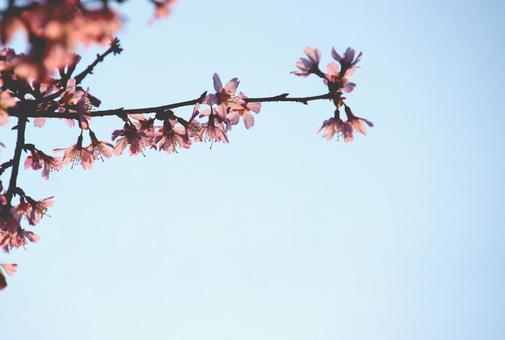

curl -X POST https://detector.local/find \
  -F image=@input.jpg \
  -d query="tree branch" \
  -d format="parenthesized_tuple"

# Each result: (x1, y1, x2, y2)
(74, 38, 122, 85)
(9, 92, 332, 120)
(6, 117, 26, 202)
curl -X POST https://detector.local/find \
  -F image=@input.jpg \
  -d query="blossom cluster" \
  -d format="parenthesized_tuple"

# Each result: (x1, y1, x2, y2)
(111, 73, 261, 156)
(0, 0, 176, 81)
(0, 183, 52, 254)
(293, 46, 373, 142)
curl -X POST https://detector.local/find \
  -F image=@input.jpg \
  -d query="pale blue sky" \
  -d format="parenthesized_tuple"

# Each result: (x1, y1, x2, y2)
(1, 1, 505, 339)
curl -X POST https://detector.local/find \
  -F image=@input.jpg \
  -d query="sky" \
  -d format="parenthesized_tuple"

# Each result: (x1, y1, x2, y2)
(1, 0, 505, 339)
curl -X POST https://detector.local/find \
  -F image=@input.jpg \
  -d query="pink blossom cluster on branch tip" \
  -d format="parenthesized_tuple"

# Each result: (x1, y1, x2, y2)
(293, 46, 373, 142)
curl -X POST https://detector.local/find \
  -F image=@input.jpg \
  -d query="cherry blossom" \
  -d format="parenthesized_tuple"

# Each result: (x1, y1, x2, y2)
(87, 131, 113, 160)
(325, 62, 356, 93)
(318, 117, 353, 142)
(331, 47, 363, 71)
(54, 135, 94, 169)
(292, 47, 321, 77)
(16, 197, 53, 226)
(228, 93, 261, 129)
(206, 73, 242, 108)
(156, 119, 191, 153)
(112, 124, 151, 156)
(184, 104, 203, 141)
(24, 148, 62, 180)
(344, 105, 374, 136)
(199, 106, 230, 143)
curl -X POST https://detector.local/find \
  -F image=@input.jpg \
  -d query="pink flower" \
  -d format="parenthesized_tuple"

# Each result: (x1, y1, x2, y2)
(206, 73, 242, 107)
(54, 135, 94, 169)
(155, 119, 191, 153)
(112, 124, 151, 156)
(344, 105, 374, 136)
(292, 47, 321, 77)
(228, 93, 261, 129)
(0, 228, 39, 253)
(0, 199, 39, 253)
(131, 114, 157, 147)
(318, 117, 353, 142)
(199, 107, 229, 143)
(184, 104, 203, 142)
(325, 62, 356, 93)
(58, 81, 95, 129)
(17, 197, 53, 226)
(331, 47, 363, 70)
(86, 131, 113, 160)
(24, 148, 62, 180)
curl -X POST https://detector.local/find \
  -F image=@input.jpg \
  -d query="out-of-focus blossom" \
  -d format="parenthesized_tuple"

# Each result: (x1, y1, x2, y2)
(292, 47, 321, 77)
(228, 93, 261, 129)
(24, 148, 62, 180)
(0, 2, 122, 80)
(150, 0, 177, 21)
(0, 47, 16, 72)
(0, 89, 17, 126)
(112, 124, 151, 156)
(54, 135, 94, 169)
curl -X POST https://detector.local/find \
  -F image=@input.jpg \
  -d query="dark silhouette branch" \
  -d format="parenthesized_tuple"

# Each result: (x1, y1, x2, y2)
(74, 38, 123, 84)
(6, 117, 26, 202)
(9, 92, 332, 120)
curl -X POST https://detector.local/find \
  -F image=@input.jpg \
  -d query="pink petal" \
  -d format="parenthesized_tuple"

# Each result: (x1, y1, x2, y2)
(224, 78, 239, 94)
(243, 112, 254, 129)
(0, 264, 17, 276)
(212, 73, 223, 92)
